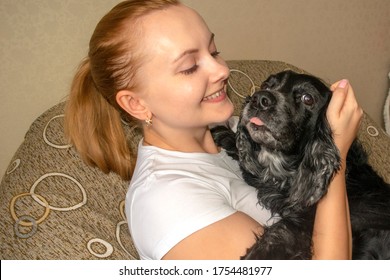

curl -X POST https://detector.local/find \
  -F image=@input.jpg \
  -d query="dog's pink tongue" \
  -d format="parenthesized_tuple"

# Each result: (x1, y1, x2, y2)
(250, 117, 264, 126)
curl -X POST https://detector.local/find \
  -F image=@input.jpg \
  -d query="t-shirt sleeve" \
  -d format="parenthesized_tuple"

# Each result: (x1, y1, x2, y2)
(126, 173, 237, 260)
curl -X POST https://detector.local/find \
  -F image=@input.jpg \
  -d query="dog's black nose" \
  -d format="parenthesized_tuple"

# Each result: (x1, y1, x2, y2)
(252, 91, 276, 110)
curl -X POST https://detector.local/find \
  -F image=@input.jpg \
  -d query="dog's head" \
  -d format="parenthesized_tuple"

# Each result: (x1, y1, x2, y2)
(237, 70, 341, 209)
(240, 70, 331, 154)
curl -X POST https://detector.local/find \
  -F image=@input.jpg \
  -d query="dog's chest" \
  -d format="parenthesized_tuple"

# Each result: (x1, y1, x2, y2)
(257, 149, 294, 183)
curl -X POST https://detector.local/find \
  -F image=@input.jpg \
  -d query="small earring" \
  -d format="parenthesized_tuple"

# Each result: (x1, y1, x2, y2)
(145, 117, 153, 127)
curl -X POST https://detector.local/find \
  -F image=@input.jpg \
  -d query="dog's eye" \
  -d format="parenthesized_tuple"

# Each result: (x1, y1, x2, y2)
(301, 94, 314, 106)
(260, 83, 270, 90)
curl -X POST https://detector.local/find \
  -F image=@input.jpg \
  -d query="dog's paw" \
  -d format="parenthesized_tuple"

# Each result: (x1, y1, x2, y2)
(211, 125, 238, 159)
(236, 128, 262, 177)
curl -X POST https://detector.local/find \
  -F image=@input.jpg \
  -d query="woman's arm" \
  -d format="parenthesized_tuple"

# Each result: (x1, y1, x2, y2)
(162, 211, 263, 259)
(312, 165, 352, 259)
(312, 79, 363, 259)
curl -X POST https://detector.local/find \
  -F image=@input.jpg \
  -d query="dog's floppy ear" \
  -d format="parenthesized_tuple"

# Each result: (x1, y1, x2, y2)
(289, 108, 341, 208)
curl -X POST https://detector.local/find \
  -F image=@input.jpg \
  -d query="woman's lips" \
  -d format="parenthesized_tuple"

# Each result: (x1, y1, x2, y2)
(202, 89, 226, 102)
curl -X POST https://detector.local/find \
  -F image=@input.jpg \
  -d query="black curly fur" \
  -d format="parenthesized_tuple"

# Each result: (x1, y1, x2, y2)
(211, 70, 390, 259)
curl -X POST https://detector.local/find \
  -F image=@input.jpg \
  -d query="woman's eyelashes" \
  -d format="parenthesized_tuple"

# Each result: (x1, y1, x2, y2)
(181, 64, 199, 75)
(180, 51, 221, 75)
(211, 51, 220, 57)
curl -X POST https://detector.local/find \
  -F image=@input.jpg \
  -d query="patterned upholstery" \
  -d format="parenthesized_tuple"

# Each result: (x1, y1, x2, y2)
(1, 60, 389, 259)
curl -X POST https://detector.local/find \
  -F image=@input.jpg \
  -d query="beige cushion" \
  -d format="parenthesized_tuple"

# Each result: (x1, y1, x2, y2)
(0, 103, 140, 259)
(1, 60, 389, 259)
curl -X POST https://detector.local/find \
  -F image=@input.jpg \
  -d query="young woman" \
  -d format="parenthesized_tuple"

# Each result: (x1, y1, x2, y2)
(65, 0, 362, 260)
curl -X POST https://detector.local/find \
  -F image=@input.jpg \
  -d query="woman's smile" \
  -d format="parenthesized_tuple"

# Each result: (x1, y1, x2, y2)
(202, 89, 227, 102)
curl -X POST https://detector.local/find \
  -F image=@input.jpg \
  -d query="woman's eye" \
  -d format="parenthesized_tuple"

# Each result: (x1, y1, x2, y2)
(301, 94, 314, 106)
(211, 51, 220, 58)
(181, 65, 198, 75)
(180, 51, 220, 75)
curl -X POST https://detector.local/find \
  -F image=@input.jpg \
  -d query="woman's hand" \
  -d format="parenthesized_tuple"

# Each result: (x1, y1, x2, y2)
(327, 79, 363, 159)
(312, 79, 362, 259)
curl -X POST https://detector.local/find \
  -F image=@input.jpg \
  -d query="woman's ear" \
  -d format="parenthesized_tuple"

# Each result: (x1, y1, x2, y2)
(116, 90, 150, 121)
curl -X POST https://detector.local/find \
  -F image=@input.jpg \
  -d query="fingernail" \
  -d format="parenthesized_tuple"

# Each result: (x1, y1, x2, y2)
(338, 79, 348, 88)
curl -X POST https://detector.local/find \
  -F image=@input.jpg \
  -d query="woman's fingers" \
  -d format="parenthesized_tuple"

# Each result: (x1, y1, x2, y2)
(328, 79, 350, 117)
(327, 79, 363, 158)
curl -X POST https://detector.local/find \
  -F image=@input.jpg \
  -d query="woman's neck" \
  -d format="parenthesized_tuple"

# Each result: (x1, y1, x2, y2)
(143, 126, 219, 154)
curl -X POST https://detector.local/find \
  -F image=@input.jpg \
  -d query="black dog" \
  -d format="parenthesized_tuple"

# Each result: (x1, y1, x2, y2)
(212, 70, 390, 259)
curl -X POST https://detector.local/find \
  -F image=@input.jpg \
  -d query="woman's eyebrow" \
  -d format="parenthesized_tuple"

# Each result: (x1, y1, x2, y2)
(173, 33, 215, 64)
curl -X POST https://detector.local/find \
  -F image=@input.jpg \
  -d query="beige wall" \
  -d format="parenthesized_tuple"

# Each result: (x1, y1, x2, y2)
(1, 0, 389, 178)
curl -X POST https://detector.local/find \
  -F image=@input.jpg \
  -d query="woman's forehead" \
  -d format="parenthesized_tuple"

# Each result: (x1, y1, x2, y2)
(139, 4, 212, 62)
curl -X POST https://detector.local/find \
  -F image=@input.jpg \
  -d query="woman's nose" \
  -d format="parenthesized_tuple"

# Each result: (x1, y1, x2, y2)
(208, 57, 229, 83)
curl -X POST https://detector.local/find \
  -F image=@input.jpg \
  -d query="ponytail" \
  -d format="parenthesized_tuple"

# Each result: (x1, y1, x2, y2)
(64, 0, 181, 180)
(64, 58, 134, 180)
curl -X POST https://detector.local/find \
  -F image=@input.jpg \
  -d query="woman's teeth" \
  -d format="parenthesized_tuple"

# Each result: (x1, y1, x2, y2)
(203, 90, 223, 101)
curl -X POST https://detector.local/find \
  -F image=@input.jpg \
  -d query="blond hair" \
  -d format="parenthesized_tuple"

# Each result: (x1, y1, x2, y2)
(65, 0, 179, 180)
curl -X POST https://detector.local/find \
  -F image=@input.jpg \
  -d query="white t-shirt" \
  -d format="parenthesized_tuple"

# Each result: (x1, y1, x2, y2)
(125, 141, 277, 260)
